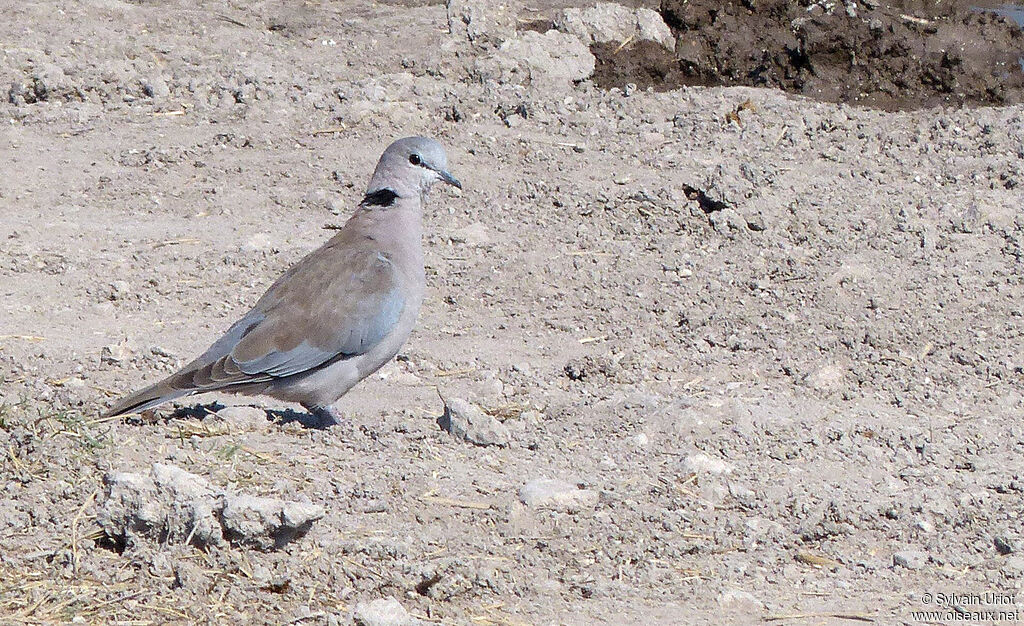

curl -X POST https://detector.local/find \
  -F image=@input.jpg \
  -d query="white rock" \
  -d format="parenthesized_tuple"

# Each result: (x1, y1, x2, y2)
(353, 596, 422, 626)
(519, 478, 599, 511)
(142, 76, 170, 99)
(683, 453, 735, 475)
(807, 363, 847, 393)
(718, 589, 764, 610)
(438, 398, 510, 447)
(210, 406, 269, 432)
(100, 343, 133, 365)
(450, 221, 491, 246)
(893, 550, 928, 570)
(97, 463, 323, 552)
(557, 3, 675, 51)
(242, 232, 276, 253)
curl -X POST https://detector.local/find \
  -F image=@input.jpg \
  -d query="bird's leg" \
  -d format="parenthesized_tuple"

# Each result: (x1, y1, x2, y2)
(305, 404, 343, 428)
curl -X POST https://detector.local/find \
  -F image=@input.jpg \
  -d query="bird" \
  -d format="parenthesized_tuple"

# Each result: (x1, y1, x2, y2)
(105, 136, 461, 426)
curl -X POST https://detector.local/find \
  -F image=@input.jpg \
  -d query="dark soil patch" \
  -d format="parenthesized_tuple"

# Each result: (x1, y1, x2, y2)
(592, 0, 1024, 110)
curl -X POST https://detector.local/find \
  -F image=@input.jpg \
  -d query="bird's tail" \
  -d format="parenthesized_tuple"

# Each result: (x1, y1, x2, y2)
(104, 377, 194, 417)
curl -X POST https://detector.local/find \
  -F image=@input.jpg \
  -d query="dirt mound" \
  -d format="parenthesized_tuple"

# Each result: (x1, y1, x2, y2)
(592, 0, 1024, 109)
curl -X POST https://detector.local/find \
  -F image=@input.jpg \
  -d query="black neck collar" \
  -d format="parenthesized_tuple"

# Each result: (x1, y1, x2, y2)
(361, 188, 399, 208)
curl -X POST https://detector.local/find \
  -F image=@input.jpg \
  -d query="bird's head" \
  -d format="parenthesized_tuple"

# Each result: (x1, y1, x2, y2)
(364, 136, 461, 205)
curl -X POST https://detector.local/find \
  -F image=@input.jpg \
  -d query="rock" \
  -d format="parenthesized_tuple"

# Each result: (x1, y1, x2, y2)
(449, 222, 491, 247)
(893, 550, 928, 570)
(8, 81, 29, 105)
(1002, 556, 1024, 578)
(718, 589, 764, 611)
(994, 535, 1017, 555)
(438, 398, 510, 447)
(445, 0, 517, 45)
(303, 188, 344, 215)
(242, 232, 277, 253)
(0, 499, 31, 531)
(353, 596, 422, 626)
(209, 406, 269, 432)
(32, 63, 71, 101)
(519, 478, 599, 512)
(100, 342, 133, 365)
(683, 453, 735, 475)
(97, 463, 323, 552)
(806, 363, 847, 393)
(220, 495, 324, 551)
(142, 76, 170, 99)
(109, 280, 131, 299)
(556, 3, 675, 51)
(486, 31, 594, 87)
(99, 463, 225, 550)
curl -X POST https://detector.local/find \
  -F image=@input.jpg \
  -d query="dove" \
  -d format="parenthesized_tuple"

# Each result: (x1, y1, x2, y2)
(105, 136, 461, 426)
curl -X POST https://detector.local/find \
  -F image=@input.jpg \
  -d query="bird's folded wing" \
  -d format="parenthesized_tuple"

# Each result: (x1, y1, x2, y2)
(186, 245, 405, 388)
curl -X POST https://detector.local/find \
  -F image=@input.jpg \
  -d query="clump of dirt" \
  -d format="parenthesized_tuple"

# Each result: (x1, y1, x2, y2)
(593, 0, 1024, 109)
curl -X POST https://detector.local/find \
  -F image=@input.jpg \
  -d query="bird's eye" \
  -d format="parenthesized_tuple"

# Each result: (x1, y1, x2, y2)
(409, 154, 422, 165)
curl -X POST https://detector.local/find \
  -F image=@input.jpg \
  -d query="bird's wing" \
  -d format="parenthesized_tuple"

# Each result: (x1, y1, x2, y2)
(199, 240, 405, 384)
(104, 235, 406, 416)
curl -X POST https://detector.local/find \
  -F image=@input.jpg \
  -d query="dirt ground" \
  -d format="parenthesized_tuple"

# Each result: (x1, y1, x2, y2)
(611, 0, 1024, 110)
(2, 0, 1024, 624)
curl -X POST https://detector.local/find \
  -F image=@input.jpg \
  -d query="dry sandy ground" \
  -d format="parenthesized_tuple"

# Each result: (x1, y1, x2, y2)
(2, 1, 1024, 624)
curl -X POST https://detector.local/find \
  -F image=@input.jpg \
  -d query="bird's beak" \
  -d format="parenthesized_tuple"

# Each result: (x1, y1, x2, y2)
(439, 169, 462, 190)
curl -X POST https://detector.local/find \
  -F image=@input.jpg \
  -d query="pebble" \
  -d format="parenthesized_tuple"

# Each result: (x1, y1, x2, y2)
(449, 222, 491, 246)
(994, 535, 1017, 555)
(100, 343, 132, 365)
(302, 188, 344, 215)
(683, 453, 735, 475)
(242, 232, 277, 253)
(352, 596, 421, 626)
(1002, 556, 1024, 578)
(142, 76, 170, 99)
(519, 478, 599, 511)
(437, 397, 510, 447)
(717, 589, 763, 610)
(209, 406, 269, 432)
(892, 550, 928, 570)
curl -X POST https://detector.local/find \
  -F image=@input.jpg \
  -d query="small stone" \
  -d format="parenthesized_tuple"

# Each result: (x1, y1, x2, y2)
(807, 363, 846, 393)
(718, 589, 763, 611)
(142, 76, 170, 99)
(438, 397, 510, 447)
(353, 596, 421, 626)
(210, 406, 269, 432)
(110, 280, 131, 298)
(519, 478, 599, 512)
(32, 63, 70, 101)
(100, 343, 132, 365)
(683, 453, 735, 475)
(303, 188, 343, 215)
(242, 232, 277, 253)
(1002, 556, 1024, 578)
(220, 495, 323, 551)
(994, 535, 1017, 555)
(449, 222, 491, 246)
(150, 345, 177, 359)
(893, 550, 928, 570)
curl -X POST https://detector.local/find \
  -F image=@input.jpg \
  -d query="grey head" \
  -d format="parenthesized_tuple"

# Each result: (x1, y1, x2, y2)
(363, 136, 461, 205)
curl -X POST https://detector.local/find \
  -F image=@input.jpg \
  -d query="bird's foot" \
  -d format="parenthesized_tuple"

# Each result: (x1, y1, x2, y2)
(306, 404, 344, 429)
